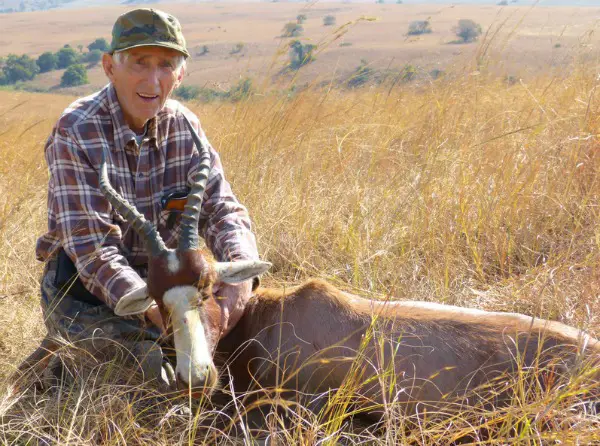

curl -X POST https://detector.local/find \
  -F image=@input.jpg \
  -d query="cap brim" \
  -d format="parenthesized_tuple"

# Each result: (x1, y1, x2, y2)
(111, 42, 190, 58)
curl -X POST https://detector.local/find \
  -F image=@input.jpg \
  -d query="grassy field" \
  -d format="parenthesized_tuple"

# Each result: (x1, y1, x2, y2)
(0, 56, 599, 443)
(1, 12, 600, 442)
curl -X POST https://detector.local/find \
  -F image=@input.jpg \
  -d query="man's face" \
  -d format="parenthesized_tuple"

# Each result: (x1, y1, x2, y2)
(102, 46, 185, 132)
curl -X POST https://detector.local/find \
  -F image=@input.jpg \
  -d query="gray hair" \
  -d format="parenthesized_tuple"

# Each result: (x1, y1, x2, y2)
(113, 49, 186, 74)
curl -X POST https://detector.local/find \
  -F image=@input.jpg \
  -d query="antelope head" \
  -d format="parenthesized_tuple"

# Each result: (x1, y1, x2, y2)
(99, 115, 271, 393)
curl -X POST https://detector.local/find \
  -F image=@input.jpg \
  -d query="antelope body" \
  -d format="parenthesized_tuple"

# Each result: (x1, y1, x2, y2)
(218, 280, 599, 412)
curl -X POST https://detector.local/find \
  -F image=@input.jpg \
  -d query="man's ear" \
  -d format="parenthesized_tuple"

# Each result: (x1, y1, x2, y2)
(114, 285, 155, 316)
(102, 53, 116, 82)
(174, 63, 186, 88)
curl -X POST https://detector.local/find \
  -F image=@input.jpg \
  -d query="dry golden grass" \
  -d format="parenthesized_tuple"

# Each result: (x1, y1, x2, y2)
(0, 56, 599, 443)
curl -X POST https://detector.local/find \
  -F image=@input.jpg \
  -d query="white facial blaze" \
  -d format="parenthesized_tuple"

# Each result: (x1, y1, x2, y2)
(167, 251, 180, 274)
(163, 286, 212, 386)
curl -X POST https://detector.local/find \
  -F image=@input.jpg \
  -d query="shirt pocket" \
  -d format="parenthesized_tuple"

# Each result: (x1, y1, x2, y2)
(157, 185, 189, 248)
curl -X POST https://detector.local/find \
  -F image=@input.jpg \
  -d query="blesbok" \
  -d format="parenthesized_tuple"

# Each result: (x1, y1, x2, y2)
(14, 115, 599, 419)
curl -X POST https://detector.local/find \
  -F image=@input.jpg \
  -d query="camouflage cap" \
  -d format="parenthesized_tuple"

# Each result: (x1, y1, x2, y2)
(109, 8, 190, 58)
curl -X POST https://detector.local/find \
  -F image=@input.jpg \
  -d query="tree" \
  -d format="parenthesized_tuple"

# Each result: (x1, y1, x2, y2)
(56, 47, 79, 69)
(323, 15, 336, 26)
(407, 20, 432, 35)
(60, 64, 88, 87)
(297, 14, 307, 24)
(36, 51, 58, 73)
(87, 38, 110, 52)
(2, 54, 39, 84)
(453, 19, 482, 43)
(282, 22, 303, 37)
(198, 45, 209, 56)
(288, 40, 315, 69)
(83, 49, 103, 65)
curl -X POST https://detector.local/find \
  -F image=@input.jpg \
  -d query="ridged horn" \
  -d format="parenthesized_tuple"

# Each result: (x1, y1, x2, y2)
(179, 114, 211, 251)
(99, 149, 167, 256)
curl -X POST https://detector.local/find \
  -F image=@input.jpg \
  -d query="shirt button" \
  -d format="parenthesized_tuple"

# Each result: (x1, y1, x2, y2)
(138, 172, 144, 178)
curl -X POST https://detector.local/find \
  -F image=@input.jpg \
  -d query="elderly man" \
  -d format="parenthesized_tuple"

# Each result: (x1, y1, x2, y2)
(34, 8, 260, 387)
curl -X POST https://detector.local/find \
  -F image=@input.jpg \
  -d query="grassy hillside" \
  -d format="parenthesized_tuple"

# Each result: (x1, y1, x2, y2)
(0, 60, 599, 443)
(1, 2, 600, 93)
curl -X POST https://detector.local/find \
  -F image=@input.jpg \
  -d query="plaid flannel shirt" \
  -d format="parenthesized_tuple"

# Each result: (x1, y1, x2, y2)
(36, 84, 259, 309)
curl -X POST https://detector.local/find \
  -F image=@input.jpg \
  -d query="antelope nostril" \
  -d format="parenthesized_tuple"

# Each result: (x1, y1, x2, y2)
(176, 365, 217, 393)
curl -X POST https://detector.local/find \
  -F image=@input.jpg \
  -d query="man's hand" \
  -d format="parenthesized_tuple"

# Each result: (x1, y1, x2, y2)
(144, 304, 165, 333)
(209, 280, 253, 339)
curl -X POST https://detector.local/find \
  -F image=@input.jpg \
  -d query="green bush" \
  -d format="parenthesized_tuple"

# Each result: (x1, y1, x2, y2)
(230, 42, 245, 55)
(36, 51, 58, 73)
(453, 19, 482, 43)
(174, 80, 254, 103)
(87, 38, 110, 52)
(400, 64, 417, 81)
(225, 78, 254, 102)
(56, 47, 80, 69)
(83, 49, 103, 65)
(429, 68, 445, 80)
(282, 22, 303, 37)
(173, 85, 202, 101)
(408, 20, 432, 35)
(323, 15, 336, 26)
(347, 59, 373, 88)
(2, 54, 39, 84)
(288, 40, 316, 70)
(297, 14, 307, 24)
(60, 64, 88, 87)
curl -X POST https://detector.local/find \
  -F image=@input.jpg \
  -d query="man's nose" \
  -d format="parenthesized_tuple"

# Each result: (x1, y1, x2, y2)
(145, 67, 160, 86)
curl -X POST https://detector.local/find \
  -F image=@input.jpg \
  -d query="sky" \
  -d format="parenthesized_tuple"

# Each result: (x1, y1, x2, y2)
(403, 0, 600, 5)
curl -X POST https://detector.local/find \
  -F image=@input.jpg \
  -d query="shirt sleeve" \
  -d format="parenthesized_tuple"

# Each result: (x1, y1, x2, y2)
(47, 127, 146, 309)
(187, 121, 260, 263)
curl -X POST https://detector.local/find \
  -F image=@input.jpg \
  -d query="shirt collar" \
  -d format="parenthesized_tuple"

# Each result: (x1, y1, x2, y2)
(106, 83, 159, 153)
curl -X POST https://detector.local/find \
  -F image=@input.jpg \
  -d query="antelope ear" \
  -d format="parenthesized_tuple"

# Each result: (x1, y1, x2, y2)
(114, 285, 154, 316)
(214, 260, 272, 284)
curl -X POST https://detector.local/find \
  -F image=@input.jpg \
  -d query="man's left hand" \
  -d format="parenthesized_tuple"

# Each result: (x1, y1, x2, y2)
(209, 280, 253, 339)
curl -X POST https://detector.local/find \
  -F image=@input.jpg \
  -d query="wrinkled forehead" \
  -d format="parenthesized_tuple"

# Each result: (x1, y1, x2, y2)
(147, 250, 216, 299)
(117, 46, 184, 63)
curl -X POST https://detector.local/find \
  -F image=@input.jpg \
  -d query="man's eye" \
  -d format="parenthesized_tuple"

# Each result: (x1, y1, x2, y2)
(160, 61, 175, 69)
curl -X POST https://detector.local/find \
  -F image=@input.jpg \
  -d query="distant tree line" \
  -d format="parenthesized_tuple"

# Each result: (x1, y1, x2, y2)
(0, 0, 76, 14)
(174, 78, 255, 103)
(0, 37, 109, 87)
